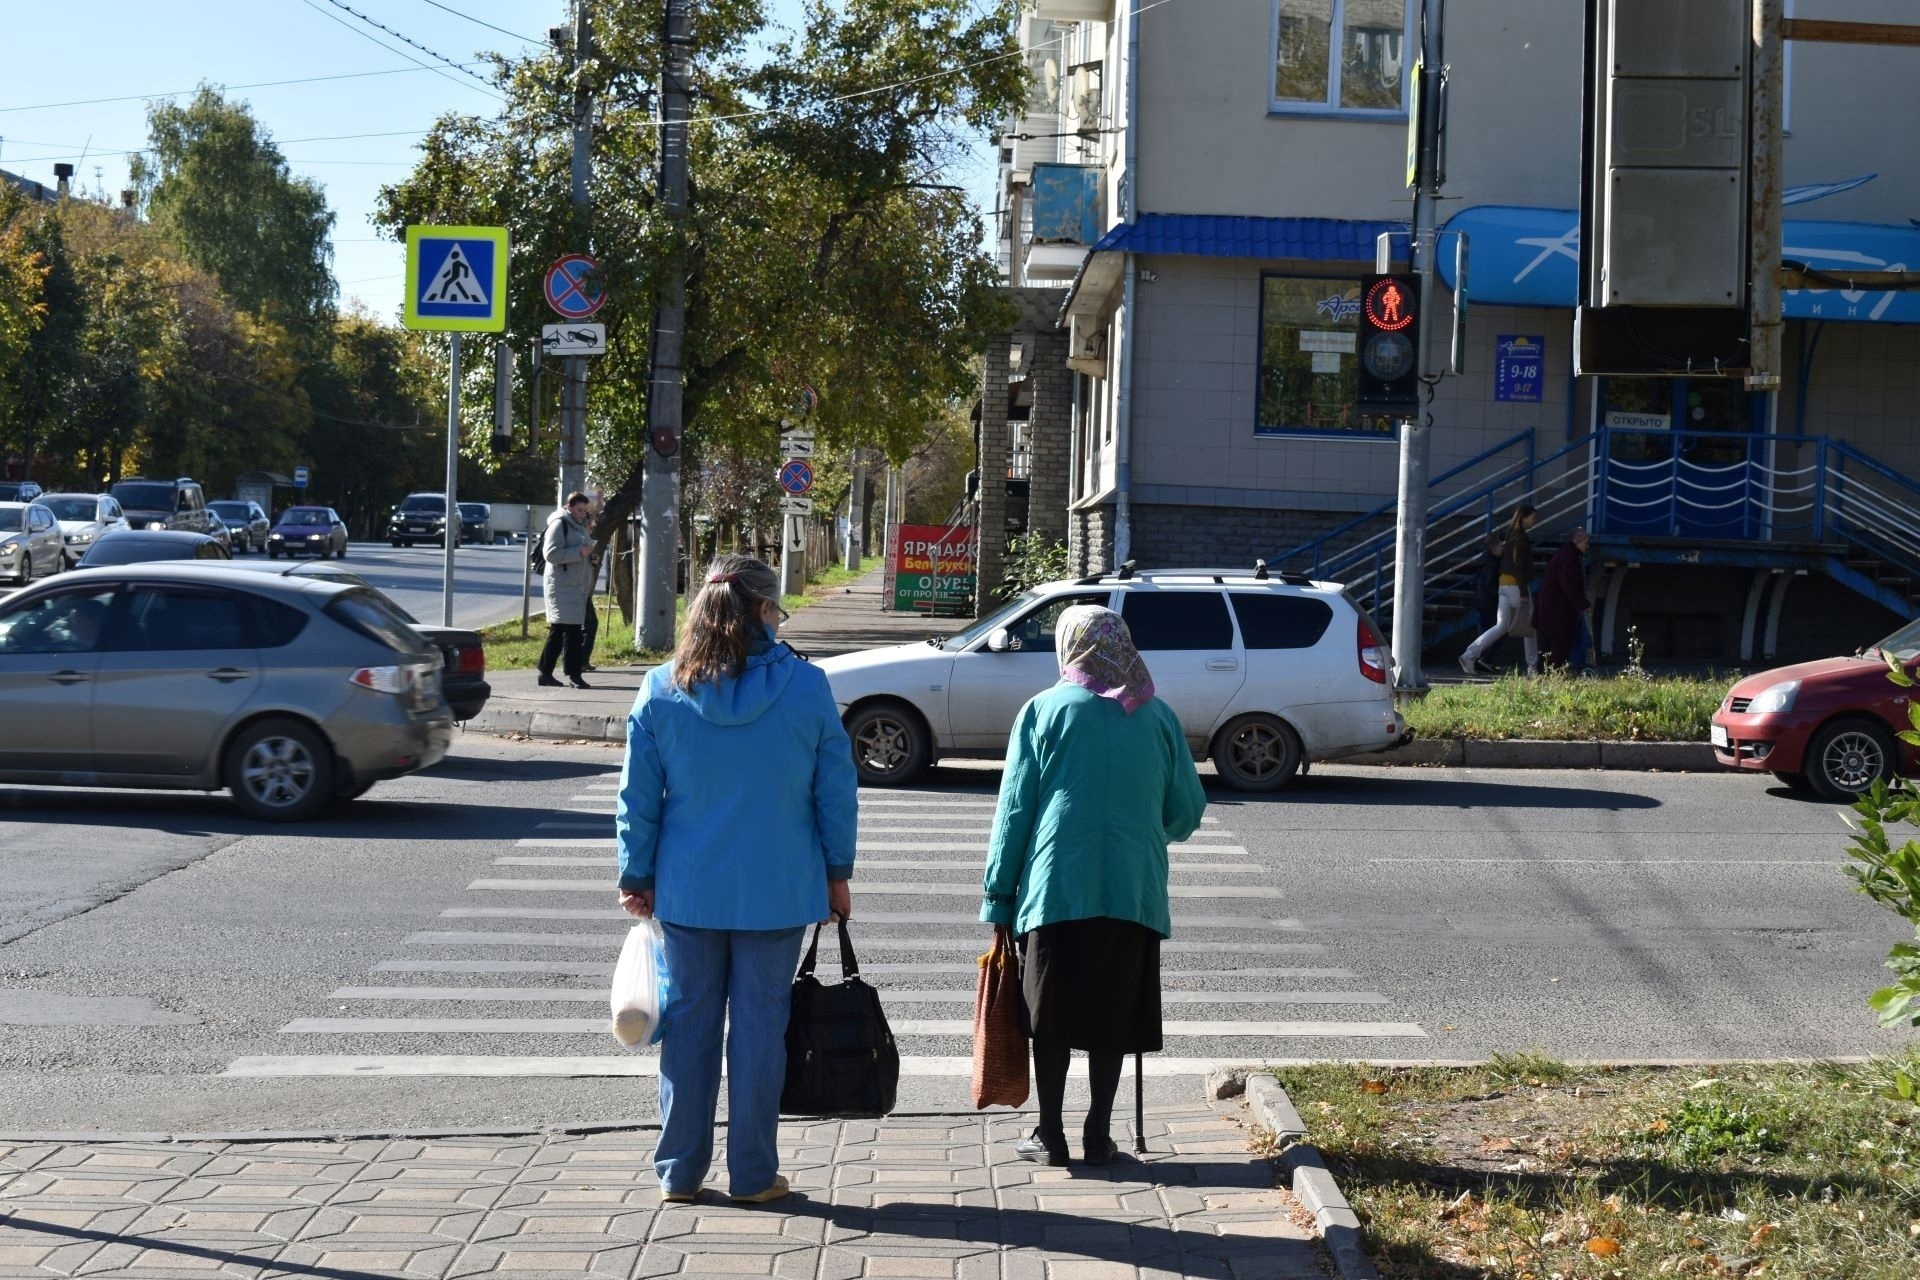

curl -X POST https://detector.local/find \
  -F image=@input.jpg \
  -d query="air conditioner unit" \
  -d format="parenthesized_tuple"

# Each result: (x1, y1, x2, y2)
(1066, 314, 1108, 378)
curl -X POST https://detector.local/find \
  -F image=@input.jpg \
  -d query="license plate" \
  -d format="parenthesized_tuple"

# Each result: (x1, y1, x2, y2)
(1710, 724, 1729, 749)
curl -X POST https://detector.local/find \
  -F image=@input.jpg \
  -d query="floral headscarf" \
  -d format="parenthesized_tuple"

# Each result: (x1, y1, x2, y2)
(1054, 604, 1155, 714)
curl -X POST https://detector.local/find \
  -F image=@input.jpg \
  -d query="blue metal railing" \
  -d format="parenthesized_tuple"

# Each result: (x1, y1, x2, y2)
(1274, 428, 1535, 577)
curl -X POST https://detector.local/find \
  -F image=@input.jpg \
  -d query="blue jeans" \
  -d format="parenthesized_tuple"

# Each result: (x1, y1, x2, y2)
(655, 923, 806, 1197)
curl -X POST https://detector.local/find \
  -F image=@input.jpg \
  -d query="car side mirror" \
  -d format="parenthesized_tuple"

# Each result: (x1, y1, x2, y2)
(986, 628, 1014, 653)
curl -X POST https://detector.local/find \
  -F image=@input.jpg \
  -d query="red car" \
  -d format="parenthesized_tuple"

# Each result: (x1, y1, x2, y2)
(1712, 618, 1920, 800)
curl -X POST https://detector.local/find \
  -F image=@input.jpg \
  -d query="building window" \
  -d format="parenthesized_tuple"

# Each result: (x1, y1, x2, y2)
(1256, 275, 1397, 438)
(1272, 0, 1412, 115)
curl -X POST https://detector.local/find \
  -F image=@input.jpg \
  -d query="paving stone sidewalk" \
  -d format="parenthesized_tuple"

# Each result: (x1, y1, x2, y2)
(0, 1101, 1326, 1280)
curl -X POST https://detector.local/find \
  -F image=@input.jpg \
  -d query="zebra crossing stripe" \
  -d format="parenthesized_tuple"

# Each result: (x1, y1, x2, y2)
(222, 1055, 1265, 1079)
(404, 931, 1325, 954)
(368, 959, 1359, 979)
(279, 1017, 1426, 1037)
(464, 879, 1284, 900)
(491, 857, 1261, 873)
(329, 986, 1390, 1006)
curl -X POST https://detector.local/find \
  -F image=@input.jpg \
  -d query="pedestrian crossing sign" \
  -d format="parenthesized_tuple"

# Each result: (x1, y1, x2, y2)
(404, 225, 509, 332)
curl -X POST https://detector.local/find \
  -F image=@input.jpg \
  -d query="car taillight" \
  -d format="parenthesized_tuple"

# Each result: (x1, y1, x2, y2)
(456, 644, 485, 675)
(351, 663, 431, 695)
(1357, 616, 1389, 684)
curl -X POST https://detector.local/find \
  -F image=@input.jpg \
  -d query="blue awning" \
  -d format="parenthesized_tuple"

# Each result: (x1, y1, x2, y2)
(1091, 214, 1404, 262)
(1441, 204, 1920, 324)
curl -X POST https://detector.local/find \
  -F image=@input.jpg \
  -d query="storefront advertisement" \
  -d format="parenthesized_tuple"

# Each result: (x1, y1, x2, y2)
(891, 524, 975, 613)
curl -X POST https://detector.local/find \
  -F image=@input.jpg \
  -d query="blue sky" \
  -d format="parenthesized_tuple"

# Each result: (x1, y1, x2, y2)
(1, 1, 997, 319)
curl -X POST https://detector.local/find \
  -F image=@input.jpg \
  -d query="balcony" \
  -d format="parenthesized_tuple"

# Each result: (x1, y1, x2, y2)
(1025, 162, 1101, 282)
(1031, 0, 1109, 19)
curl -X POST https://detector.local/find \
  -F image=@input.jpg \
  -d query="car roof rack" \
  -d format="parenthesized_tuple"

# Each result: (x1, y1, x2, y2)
(1070, 564, 1321, 588)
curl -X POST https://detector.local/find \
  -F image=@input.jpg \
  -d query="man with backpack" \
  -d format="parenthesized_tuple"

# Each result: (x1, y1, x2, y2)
(538, 492, 597, 688)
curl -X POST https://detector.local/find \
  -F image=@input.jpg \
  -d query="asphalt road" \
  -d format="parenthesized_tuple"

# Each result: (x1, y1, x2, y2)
(0, 743, 1909, 1136)
(221, 540, 536, 631)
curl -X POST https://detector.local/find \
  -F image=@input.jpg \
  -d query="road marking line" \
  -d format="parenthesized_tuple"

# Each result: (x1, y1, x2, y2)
(279, 1017, 1424, 1037)
(568, 796, 618, 803)
(458, 889, 1296, 913)
(495, 857, 614, 867)
(330, 986, 1388, 1006)
(841, 860, 1263, 874)
(222, 1055, 1253, 1079)
(404, 931, 1324, 954)
(1367, 858, 1841, 866)
(376, 960, 615, 976)
(516, 839, 615, 848)
(536, 821, 610, 830)
(442, 908, 616, 920)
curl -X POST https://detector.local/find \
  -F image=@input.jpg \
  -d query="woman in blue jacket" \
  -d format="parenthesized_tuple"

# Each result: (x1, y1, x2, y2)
(617, 554, 858, 1205)
(980, 605, 1207, 1165)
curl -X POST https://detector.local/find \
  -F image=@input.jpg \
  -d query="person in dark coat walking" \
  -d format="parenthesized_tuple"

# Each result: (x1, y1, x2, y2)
(1473, 534, 1506, 639)
(1460, 505, 1539, 675)
(1534, 527, 1591, 671)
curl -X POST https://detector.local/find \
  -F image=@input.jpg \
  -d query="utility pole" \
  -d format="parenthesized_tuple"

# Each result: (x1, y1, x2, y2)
(1388, 0, 1446, 692)
(559, 2, 592, 507)
(441, 335, 462, 627)
(637, 0, 690, 651)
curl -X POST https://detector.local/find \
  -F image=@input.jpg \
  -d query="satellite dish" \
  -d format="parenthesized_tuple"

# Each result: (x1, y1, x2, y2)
(1041, 56, 1061, 103)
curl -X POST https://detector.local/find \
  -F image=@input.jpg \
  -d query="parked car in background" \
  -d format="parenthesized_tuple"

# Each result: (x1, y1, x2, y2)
(457, 502, 493, 545)
(0, 481, 44, 503)
(388, 493, 448, 547)
(206, 510, 235, 555)
(78, 530, 230, 567)
(818, 566, 1409, 791)
(0, 501, 66, 584)
(209, 500, 270, 554)
(267, 506, 349, 559)
(30, 493, 129, 567)
(271, 563, 491, 721)
(108, 477, 211, 535)
(1712, 616, 1920, 801)
(0, 563, 453, 819)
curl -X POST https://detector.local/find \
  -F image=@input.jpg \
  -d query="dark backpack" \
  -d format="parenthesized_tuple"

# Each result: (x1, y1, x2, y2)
(528, 528, 547, 573)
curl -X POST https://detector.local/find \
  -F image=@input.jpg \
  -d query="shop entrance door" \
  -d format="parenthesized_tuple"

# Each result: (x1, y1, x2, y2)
(1600, 378, 1763, 539)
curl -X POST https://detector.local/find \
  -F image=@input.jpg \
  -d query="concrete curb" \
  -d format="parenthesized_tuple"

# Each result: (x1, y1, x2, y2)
(1246, 1075, 1378, 1280)
(1344, 738, 1718, 771)
(466, 706, 626, 742)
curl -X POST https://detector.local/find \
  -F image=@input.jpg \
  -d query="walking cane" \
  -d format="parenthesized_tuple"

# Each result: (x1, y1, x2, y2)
(1133, 1053, 1146, 1153)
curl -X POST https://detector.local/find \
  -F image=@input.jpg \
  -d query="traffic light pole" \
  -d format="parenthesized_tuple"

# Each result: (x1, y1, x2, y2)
(559, 1, 592, 507)
(637, 0, 690, 652)
(1389, 0, 1446, 692)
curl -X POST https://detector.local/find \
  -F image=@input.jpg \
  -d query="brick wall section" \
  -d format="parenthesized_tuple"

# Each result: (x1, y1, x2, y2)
(1070, 505, 1115, 576)
(976, 340, 1012, 602)
(1126, 502, 1374, 570)
(1026, 330, 1072, 547)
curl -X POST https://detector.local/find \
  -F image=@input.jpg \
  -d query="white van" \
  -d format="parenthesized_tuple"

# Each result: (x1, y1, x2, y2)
(817, 566, 1411, 791)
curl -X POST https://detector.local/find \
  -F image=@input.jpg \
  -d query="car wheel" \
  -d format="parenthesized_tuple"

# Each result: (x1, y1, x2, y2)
(845, 701, 932, 786)
(391, 539, 403, 548)
(225, 718, 335, 822)
(267, 547, 279, 559)
(1212, 714, 1303, 793)
(336, 542, 347, 559)
(16, 553, 30, 586)
(1806, 718, 1897, 802)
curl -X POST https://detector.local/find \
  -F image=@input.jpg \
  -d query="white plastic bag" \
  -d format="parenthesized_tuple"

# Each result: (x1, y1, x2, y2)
(610, 918, 670, 1047)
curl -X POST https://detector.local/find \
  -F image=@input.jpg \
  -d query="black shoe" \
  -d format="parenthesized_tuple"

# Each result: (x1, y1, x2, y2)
(1015, 1131, 1069, 1166)
(537, 674, 562, 687)
(1082, 1134, 1119, 1166)
(568, 676, 592, 690)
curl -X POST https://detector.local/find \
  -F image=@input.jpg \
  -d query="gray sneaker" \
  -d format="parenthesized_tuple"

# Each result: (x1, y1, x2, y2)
(1458, 652, 1477, 675)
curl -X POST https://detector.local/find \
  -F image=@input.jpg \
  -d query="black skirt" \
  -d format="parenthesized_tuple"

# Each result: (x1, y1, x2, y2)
(1019, 917, 1163, 1054)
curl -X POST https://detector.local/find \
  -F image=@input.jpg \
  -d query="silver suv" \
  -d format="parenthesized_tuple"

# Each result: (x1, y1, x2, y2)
(0, 564, 453, 820)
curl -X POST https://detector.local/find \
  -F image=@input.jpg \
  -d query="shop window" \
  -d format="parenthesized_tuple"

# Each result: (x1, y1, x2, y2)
(1256, 274, 1398, 438)
(1272, 0, 1411, 115)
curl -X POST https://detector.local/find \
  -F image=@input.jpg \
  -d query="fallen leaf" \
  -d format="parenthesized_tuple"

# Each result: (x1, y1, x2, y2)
(1539, 1229, 1567, 1246)
(1361, 1079, 1390, 1095)
(1686, 1237, 1706, 1249)
(1482, 1135, 1517, 1152)
(1440, 1190, 1480, 1221)
(1908, 1220, 1920, 1237)
(1586, 1237, 1622, 1257)
(1748, 1223, 1777, 1247)
(1649, 1118, 1671, 1134)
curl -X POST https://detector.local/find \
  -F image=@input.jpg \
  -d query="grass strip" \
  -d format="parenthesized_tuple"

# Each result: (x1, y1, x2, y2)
(1274, 1053, 1920, 1279)
(480, 556, 884, 671)
(1405, 671, 1729, 742)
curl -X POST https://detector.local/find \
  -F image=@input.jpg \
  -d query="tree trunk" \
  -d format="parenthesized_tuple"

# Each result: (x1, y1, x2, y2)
(610, 520, 635, 624)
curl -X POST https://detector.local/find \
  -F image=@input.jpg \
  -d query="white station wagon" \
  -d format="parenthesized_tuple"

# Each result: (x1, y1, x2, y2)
(817, 565, 1411, 791)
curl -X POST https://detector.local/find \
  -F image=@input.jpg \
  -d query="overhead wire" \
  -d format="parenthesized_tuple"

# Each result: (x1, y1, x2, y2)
(292, 0, 501, 97)
(411, 0, 543, 45)
(0, 64, 490, 116)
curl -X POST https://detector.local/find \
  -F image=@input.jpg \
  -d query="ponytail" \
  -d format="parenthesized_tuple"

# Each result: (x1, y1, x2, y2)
(1507, 504, 1537, 538)
(672, 554, 781, 691)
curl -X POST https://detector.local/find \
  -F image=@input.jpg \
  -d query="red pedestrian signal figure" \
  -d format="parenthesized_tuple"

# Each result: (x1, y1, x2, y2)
(1380, 282, 1404, 326)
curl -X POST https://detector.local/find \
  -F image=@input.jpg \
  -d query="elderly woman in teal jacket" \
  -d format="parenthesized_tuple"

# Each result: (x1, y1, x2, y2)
(980, 605, 1207, 1165)
(617, 554, 858, 1205)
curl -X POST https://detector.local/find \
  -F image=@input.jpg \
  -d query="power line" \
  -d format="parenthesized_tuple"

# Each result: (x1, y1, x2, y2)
(412, 0, 542, 44)
(309, 0, 501, 91)
(0, 64, 488, 116)
(292, 0, 500, 99)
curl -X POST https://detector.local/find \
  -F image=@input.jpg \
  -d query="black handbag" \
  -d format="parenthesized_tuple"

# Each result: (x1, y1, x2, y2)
(780, 918, 900, 1118)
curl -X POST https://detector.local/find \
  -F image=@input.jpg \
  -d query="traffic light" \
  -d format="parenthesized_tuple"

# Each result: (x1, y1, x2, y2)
(491, 341, 516, 453)
(1356, 273, 1420, 412)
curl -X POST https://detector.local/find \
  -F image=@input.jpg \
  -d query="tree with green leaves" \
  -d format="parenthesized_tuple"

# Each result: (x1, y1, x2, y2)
(375, 0, 1021, 558)
(132, 87, 336, 345)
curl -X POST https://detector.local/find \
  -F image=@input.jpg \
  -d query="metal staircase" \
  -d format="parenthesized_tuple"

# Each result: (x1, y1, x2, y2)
(1274, 429, 1920, 652)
